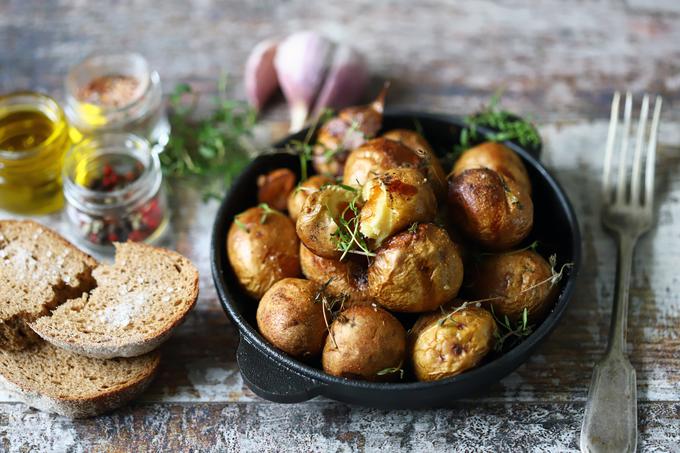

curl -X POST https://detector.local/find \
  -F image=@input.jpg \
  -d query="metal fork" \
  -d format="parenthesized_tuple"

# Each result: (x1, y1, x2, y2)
(580, 92, 662, 453)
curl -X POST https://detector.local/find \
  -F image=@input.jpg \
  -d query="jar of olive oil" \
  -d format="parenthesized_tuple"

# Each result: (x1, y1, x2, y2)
(0, 92, 71, 214)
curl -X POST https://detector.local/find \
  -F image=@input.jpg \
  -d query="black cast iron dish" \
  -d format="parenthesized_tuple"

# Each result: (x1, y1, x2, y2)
(211, 112, 581, 409)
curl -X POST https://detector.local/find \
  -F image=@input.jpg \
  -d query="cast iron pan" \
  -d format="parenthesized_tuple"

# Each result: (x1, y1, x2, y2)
(211, 111, 581, 409)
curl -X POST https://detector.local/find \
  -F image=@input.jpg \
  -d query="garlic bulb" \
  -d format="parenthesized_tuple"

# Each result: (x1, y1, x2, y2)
(312, 44, 368, 117)
(244, 39, 279, 110)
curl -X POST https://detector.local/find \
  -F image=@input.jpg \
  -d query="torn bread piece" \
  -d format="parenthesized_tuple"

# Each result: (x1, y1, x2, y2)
(31, 242, 199, 359)
(0, 220, 97, 350)
(0, 340, 159, 418)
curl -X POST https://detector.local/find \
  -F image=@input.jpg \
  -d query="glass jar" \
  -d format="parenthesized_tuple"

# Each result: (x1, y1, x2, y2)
(64, 52, 170, 150)
(0, 91, 71, 214)
(63, 133, 169, 254)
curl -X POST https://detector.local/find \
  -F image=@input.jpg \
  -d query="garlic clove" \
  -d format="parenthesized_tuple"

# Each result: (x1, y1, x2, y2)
(244, 39, 279, 110)
(312, 44, 368, 117)
(274, 31, 335, 132)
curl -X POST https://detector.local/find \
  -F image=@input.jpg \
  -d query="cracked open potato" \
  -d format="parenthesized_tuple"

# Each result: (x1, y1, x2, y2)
(359, 167, 437, 247)
(409, 302, 497, 381)
(447, 168, 533, 250)
(342, 138, 421, 188)
(296, 184, 358, 259)
(322, 305, 406, 381)
(227, 206, 301, 299)
(256, 278, 328, 359)
(299, 243, 369, 302)
(467, 249, 558, 322)
(452, 142, 531, 195)
(287, 174, 334, 221)
(368, 223, 464, 312)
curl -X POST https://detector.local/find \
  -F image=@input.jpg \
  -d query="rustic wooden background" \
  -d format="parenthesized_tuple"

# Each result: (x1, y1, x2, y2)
(1, 0, 680, 451)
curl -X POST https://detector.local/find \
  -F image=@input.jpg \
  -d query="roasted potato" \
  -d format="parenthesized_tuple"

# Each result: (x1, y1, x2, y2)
(382, 129, 447, 199)
(299, 243, 368, 302)
(409, 302, 497, 381)
(467, 250, 558, 322)
(287, 174, 335, 221)
(359, 167, 437, 246)
(368, 223, 464, 312)
(257, 168, 297, 211)
(296, 184, 358, 258)
(256, 278, 328, 359)
(447, 168, 533, 250)
(227, 206, 301, 298)
(322, 305, 406, 381)
(452, 142, 531, 194)
(342, 138, 421, 188)
(313, 86, 387, 176)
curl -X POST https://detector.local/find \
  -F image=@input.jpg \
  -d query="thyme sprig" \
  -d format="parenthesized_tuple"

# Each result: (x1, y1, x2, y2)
(492, 307, 534, 352)
(330, 185, 375, 261)
(313, 278, 349, 349)
(285, 109, 334, 182)
(258, 203, 275, 224)
(377, 362, 405, 380)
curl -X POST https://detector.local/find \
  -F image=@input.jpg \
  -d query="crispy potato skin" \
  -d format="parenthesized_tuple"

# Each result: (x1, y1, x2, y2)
(409, 304, 496, 381)
(368, 223, 464, 312)
(322, 305, 406, 381)
(287, 175, 334, 221)
(382, 129, 447, 199)
(467, 250, 557, 322)
(227, 207, 301, 299)
(453, 142, 531, 194)
(256, 278, 327, 359)
(299, 243, 369, 302)
(359, 167, 437, 246)
(296, 185, 357, 259)
(447, 168, 533, 250)
(257, 168, 297, 212)
(342, 138, 421, 187)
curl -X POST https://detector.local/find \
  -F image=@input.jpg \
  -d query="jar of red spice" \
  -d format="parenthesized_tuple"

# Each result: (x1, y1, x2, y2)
(63, 133, 168, 253)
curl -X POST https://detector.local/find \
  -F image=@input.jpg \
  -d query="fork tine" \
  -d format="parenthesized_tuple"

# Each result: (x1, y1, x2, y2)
(616, 92, 633, 204)
(631, 94, 649, 205)
(645, 96, 662, 208)
(602, 91, 621, 201)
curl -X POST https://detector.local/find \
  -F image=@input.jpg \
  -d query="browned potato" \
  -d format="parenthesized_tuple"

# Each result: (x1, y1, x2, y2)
(467, 250, 558, 322)
(434, 205, 468, 261)
(360, 167, 437, 246)
(257, 168, 297, 211)
(227, 206, 301, 298)
(409, 302, 497, 381)
(313, 86, 387, 176)
(299, 243, 368, 302)
(452, 142, 531, 194)
(296, 184, 358, 259)
(256, 278, 327, 359)
(342, 138, 421, 187)
(382, 129, 447, 199)
(322, 305, 406, 381)
(447, 168, 533, 250)
(287, 174, 334, 221)
(368, 223, 463, 312)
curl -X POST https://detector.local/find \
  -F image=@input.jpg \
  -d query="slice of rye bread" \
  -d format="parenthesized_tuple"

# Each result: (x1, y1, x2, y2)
(0, 340, 160, 417)
(0, 220, 97, 350)
(31, 242, 199, 359)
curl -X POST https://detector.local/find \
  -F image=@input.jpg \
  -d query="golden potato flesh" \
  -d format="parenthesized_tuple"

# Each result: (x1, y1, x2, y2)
(368, 223, 463, 313)
(322, 305, 406, 381)
(227, 206, 301, 299)
(299, 243, 368, 302)
(467, 250, 557, 322)
(296, 185, 358, 259)
(359, 167, 437, 247)
(452, 142, 531, 195)
(382, 129, 447, 199)
(342, 138, 421, 188)
(409, 303, 497, 381)
(256, 278, 327, 359)
(287, 175, 334, 221)
(447, 168, 533, 251)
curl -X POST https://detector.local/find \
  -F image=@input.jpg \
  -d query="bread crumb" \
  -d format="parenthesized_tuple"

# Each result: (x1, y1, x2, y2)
(99, 291, 147, 328)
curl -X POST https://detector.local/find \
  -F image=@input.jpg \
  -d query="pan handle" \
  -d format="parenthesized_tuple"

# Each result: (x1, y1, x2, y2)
(236, 336, 325, 403)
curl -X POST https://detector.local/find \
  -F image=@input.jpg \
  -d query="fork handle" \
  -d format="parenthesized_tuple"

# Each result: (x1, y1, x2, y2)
(580, 233, 638, 453)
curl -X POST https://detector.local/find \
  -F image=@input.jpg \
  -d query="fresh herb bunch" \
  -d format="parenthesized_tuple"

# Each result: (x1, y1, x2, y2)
(285, 109, 334, 182)
(492, 307, 534, 351)
(161, 78, 257, 201)
(452, 92, 541, 158)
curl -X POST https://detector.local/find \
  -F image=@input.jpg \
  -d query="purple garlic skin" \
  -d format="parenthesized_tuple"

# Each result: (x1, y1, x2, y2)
(313, 44, 368, 117)
(274, 31, 335, 132)
(244, 39, 279, 110)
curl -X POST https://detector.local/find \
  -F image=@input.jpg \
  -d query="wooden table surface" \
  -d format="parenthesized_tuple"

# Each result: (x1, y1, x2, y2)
(2, 1, 680, 451)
